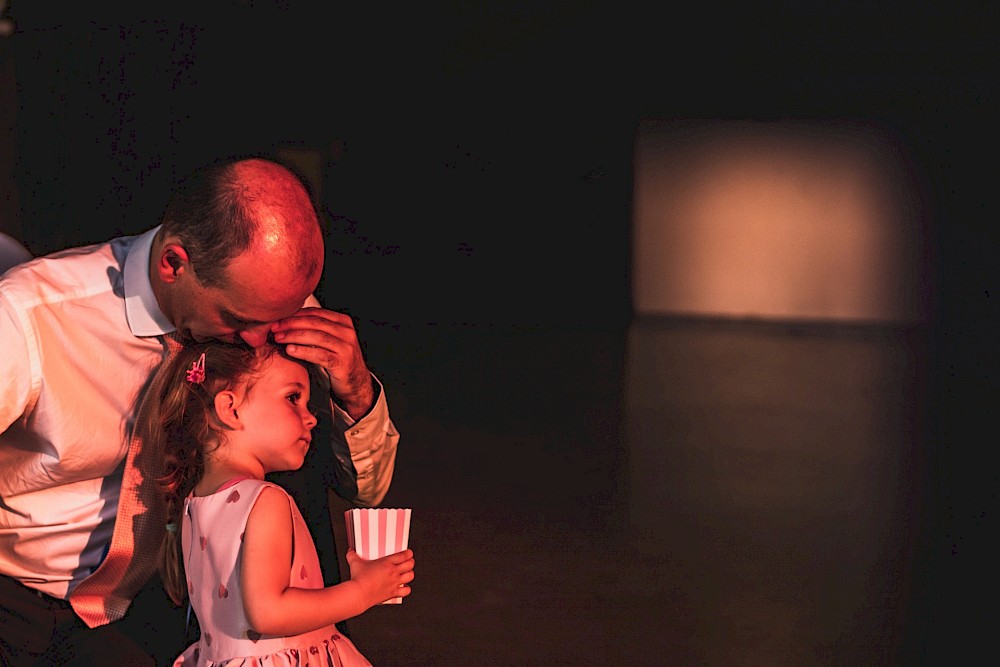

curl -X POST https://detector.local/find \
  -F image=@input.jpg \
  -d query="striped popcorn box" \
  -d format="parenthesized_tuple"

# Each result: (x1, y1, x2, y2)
(344, 508, 412, 604)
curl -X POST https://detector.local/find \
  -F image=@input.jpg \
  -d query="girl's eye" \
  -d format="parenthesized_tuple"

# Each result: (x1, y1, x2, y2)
(287, 392, 302, 405)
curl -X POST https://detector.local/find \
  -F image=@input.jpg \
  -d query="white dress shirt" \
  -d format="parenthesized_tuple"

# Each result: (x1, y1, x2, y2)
(0, 227, 398, 598)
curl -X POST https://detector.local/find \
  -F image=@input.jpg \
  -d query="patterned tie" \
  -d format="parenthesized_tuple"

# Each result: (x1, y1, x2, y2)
(70, 333, 182, 627)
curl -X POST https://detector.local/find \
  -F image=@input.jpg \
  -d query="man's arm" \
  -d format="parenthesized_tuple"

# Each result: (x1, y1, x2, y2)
(329, 377, 399, 507)
(0, 287, 36, 434)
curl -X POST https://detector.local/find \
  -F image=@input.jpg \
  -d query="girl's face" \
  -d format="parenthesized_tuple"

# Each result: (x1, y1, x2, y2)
(232, 354, 318, 475)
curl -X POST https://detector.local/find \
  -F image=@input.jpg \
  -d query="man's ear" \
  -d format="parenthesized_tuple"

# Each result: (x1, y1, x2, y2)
(213, 390, 243, 430)
(157, 243, 191, 284)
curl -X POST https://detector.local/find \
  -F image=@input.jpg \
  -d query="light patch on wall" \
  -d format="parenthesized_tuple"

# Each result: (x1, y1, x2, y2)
(632, 120, 931, 325)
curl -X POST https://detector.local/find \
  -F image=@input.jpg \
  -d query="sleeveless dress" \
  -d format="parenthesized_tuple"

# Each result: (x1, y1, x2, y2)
(173, 479, 372, 667)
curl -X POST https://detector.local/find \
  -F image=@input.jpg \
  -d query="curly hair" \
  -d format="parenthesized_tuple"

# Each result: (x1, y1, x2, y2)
(150, 340, 284, 605)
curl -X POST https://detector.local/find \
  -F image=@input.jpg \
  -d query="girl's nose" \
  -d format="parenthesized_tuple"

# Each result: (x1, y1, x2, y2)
(304, 409, 318, 430)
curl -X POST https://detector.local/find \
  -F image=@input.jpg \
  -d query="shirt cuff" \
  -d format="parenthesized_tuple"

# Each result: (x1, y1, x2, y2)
(334, 375, 399, 507)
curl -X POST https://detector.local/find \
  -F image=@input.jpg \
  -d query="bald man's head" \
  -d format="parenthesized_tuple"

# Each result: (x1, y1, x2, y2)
(159, 157, 324, 290)
(152, 157, 325, 344)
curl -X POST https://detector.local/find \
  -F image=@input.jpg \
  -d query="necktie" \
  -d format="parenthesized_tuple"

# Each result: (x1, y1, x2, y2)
(70, 333, 182, 627)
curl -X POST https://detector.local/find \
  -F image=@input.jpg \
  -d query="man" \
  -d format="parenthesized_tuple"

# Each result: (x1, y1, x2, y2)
(0, 157, 399, 665)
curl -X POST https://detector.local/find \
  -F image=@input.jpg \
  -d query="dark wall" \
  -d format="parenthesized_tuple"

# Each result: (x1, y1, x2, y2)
(10, 1, 637, 329)
(11, 2, 995, 328)
(11, 3, 993, 330)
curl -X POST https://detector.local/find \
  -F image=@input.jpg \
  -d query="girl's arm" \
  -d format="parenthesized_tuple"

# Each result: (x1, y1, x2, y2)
(240, 486, 414, 636)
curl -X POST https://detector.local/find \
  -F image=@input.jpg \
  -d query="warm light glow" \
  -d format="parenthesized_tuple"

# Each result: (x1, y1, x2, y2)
(632, 120, 930, 324)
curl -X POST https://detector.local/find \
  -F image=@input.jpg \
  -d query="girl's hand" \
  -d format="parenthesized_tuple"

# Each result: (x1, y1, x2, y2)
(347, 548, 415, 606)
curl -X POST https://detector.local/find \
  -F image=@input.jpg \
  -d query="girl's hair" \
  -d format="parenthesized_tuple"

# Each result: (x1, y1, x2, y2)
(150, 340, 284, 605)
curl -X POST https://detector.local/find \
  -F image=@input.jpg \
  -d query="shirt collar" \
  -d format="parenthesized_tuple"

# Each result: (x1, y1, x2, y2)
(124, 225, 176, 337)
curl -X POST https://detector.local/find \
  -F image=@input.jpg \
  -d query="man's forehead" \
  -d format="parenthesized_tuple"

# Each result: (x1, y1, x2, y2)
(214, 252, 317, 321)
(219, 290, 303, 323)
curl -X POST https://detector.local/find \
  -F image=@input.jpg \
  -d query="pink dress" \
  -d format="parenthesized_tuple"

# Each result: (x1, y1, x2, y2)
(173, 479, 372, 667)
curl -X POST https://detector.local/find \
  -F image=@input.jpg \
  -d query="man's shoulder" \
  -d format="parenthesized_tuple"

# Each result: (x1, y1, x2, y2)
(0, 236, 132, 307)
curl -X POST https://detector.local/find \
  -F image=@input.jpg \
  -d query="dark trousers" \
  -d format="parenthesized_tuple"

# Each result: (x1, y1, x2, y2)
(0, 574, 194, 667)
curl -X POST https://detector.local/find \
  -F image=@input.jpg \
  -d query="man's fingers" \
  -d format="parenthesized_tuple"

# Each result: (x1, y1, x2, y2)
(281, 341, 336, 367)
(271, 307, 353, 333)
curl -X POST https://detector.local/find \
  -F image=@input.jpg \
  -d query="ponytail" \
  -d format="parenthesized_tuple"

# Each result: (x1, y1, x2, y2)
(148, 344, 210, 606)
(158, 423, 203, 606)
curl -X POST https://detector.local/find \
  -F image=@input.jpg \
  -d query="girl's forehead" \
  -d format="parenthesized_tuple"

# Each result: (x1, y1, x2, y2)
(235, 350, 305, 396)
(258, 353, 310, 382)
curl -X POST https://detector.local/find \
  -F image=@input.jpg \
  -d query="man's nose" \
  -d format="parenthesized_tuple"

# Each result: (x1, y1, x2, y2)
(239, 324, 271, 348)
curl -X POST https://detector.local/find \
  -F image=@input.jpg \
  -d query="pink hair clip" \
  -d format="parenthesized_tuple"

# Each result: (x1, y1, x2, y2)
(186, 352, 206, 384)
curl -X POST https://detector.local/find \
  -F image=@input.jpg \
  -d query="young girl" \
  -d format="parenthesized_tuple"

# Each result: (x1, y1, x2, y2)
(152, 341, 414, 666)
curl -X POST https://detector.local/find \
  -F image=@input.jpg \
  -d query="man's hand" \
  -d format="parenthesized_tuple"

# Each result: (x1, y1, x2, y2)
(270, 307, 375, 420)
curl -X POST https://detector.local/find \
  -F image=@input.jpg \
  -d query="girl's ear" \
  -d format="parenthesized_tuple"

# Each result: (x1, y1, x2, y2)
(213, 390, 243, 430)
